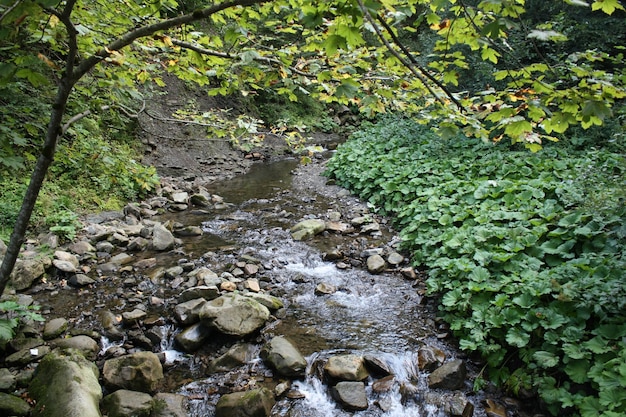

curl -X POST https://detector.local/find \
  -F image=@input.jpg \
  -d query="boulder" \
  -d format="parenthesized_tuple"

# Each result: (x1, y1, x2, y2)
(208, 343, 257, 373)
(103, 351, 164, 393)
(0, 392, 30, 416)
(0, 368, 17, 391)
(366, 254, 386, 274)
(290, 219, 326, 241)
(174, 322, 212, 352)
(29, 349, 101, 417)
(215, 388, 275, 417)
(428, 359, 467, 390)
(244, 293, 284, 311)
(102, 389, 153, 417)
(174, 298, 207, 325)
(11, 258, 46, 290)
(50, 335, 100, 360)
(260, 336, 307, 378)
(178, 286, 220, 303)
(332, 381, 368, 411)
(152, 223, 175, 251)
(324, 354, 369, 381)
(43, 317, 68, 340)
(68, 273, 96, 286)
(153, 393, 189, 417)
(199, 293, 270, 337)
(418, 345, 446, 371)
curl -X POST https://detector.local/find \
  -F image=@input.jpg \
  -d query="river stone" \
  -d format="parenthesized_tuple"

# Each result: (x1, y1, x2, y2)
(111, 252, 134, 265)
(153, 393, 189, 417)
(244, 278, 260, 292)
(332, 381, 368, 411)
(193, 267, 221, 286)
(103, 351, 164, 393)
(102, 389, 153, 417)
(209, 343, 257, 373)
(215, 388, 275, 417)
(366, 254, 386, 274)
(173, 225, 203, 237)
(324, 354, 369, 381)
(174, 298, 207, 325)
(190, 193, 210, 207)
(178, 285, 220, 302)
(260, 336, 307, 378)
(51, 335, 99, 360)
(110, 232, 130, 246)
(244, 292, 284, 311)
(152, 223, 175, 251)
(29, 349, 101, 417)
(361, 221, 381, 234)
(446, 392, 474, 417)
(315, 282, 337, 295)
(199, 293, 270, 337)
(0, 392, 30, 416)
(0, 368, 16, 391)
(428, 359, 467, 390)
(5, 345, 50, 366)
(363, 354, 392, 376)
(43, 317, 68, 339)
(243, 264, 259, 276)
(122, 308, 147, 324)
(170, 191, 189, 204)
(175, 322, 212, 352)
(290, 219, 326, 240)
(10, 258, 46, 290)
(52, 259, 77, 273)
(387, 251, 405, 265)
(68, 273, 96, 286)
(372, 375, 395, 393)
(418, 345, 446, 371)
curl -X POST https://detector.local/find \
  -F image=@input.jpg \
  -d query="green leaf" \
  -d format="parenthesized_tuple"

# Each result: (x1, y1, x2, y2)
(591, 0, 625, 14)
(533, 350, 560, 368)
(564, 359, 590, 383)
(506, 327, 530, 347)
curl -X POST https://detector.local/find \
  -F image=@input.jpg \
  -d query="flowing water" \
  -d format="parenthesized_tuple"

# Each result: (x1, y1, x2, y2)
(160, 158, 491, 417)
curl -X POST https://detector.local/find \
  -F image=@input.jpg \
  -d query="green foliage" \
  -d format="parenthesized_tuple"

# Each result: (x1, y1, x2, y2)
(0, 300, 45, 342)
(45, 209, 81, 242)
(325, 118, 626, 416)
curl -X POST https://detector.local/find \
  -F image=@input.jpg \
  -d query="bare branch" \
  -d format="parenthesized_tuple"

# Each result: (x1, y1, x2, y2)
(0, 0, 22, 24)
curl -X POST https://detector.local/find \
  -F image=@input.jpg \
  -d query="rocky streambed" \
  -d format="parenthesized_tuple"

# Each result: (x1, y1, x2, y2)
(0, 155, 540, 417)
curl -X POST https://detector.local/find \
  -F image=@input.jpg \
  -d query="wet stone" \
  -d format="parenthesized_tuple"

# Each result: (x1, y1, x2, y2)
(332, 381, 368, 411)
(43, 317, 68, 340)
(178, 286, 220, 303)
(324, 354, 369, 382)
(315, 282, 337, 295)
(418, 345, 446, 371)
(122, 309, 147, 324)
(428, 359, 467, 390)
(175, 322, 212, 352)
(366, 254, 386, 274)
(68, 273, 96, 287)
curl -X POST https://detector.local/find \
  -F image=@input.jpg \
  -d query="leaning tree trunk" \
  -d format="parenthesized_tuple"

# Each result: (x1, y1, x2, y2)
(0, 75, 74, 296)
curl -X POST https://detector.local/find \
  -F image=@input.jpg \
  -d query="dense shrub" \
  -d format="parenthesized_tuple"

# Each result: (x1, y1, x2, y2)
(325, 118, 626, 416)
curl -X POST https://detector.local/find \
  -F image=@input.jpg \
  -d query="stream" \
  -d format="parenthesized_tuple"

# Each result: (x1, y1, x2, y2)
(32, 156, 504, 416)
(155, 157, 492, 417)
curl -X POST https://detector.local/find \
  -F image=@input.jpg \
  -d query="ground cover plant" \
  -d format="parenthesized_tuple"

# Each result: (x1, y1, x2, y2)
(325, 118, 626, 416)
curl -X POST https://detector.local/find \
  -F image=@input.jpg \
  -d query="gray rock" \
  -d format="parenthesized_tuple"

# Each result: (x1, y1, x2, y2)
(366, 254, 386, 274)
(122, 308, 147, 324)
(290, 219, 326, 240)
(29, 350, 101, 417)
(387, 251, 405, 265)
(51, 335, 99, 360)
(315, 282, 337, 295)
(244, 293, 284, 311)
(43, 317, 68, 340)
(178, 286, 219, 303)
(418, 345, 446, 371)
(193, 267, 221, 286)
(332, 381, 368, 411)
(0, 392, 30, 416)
(260, 336, 307, 378)
(361, 222, 381, 234)
(110, 252, 134, 265)
(54, 250, 79, 266)
(174, 322, 212, 352)
(170, 191, 189, 204)
(152, 223, 175, 251)
(174, 298, 207, 325)
(52, 259, 77, 273)
(96, 240, 115, 253)
(5, 345, 50, 366)
(10, 258, 46, 290)
(446, 392, 474, 417)
(173, 226, 203, 237)
(165, 265, 184, 279)
(102, 389, 153, 417)
(153, 393, 189, 417)
(428, 359, 467, 390)
(190, 193, 211, 207)
(68, 273, 96, 286)
(128, 236, 150, 251)
(103, 351, 164, 393)
(324, 354, 369, 381)
(0, 368, 16, 391)
(199, 293, 270, 337)
(209, 343, 256, 373)
(215, 388, 275, 417)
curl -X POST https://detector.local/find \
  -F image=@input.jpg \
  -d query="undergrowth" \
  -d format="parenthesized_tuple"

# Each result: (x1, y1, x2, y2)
(325, 117, 626, 416)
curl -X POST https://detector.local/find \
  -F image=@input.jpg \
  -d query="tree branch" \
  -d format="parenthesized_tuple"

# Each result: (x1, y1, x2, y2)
(170, 38, 316, 78)
(0, 0, 22, 24)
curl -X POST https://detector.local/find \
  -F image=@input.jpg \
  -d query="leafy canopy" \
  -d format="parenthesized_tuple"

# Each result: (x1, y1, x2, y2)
(0, 0, 624, 171)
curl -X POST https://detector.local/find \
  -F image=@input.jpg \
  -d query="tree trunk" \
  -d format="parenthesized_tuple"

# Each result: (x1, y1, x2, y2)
(0, 76, 73, 296)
